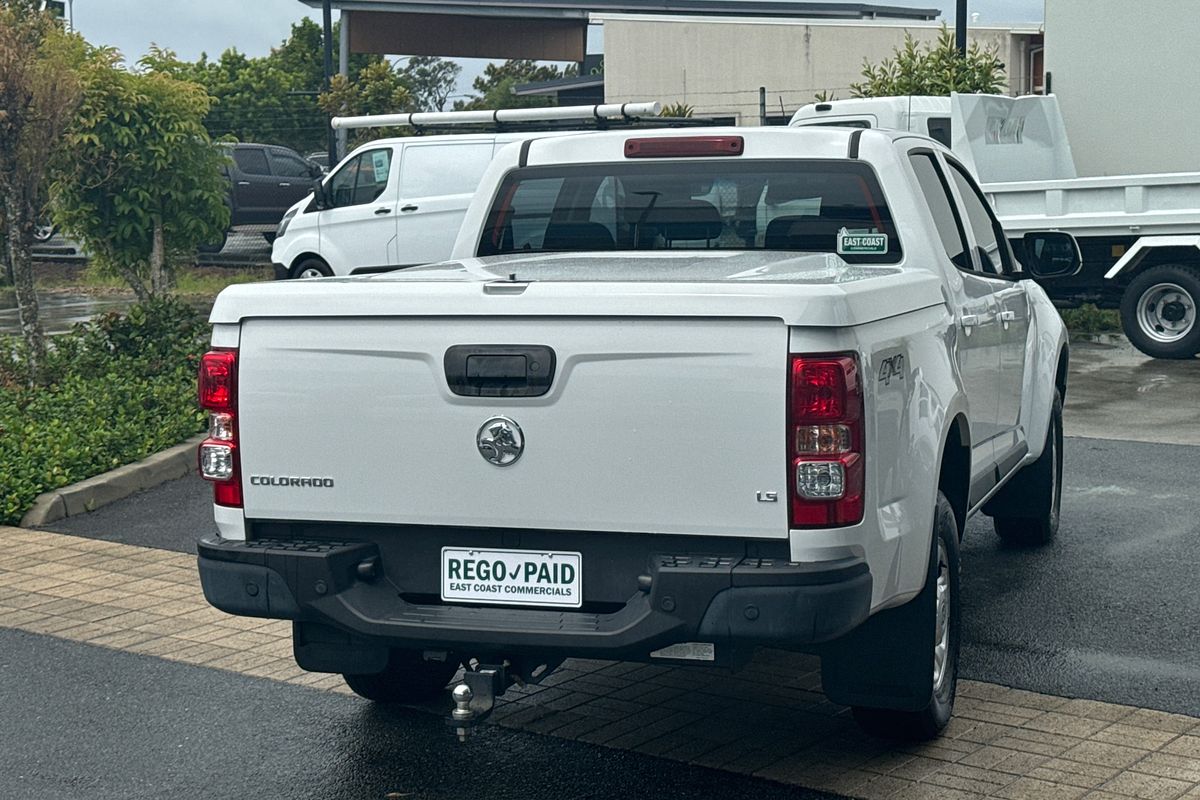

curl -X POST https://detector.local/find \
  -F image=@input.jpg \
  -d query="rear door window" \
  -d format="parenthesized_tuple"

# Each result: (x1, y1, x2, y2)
(908, 152, 972, 272)
(945, 160, 1014, 276)
(478, 159, 902, 264)
(400, 142, 495, 198)
(233, 147, 270, 175)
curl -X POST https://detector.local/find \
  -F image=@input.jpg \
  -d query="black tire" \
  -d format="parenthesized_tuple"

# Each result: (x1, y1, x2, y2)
(290, 257, 333, 279)
(1119, 264, 1200, 359)
(989, 391, 1063, 546)
(343, 649, 460, 704)
(197, 229, 229, 254)
(850, 491, 960, 741)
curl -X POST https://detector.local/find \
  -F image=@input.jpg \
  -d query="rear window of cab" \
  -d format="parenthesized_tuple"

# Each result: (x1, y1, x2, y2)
(477, 159, 903, 264)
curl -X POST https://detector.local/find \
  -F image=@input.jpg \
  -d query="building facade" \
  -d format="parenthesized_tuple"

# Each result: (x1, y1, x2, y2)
(598, 14, 1042, 125)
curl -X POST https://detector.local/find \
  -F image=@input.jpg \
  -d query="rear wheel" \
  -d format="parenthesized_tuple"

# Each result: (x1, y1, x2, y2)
(849, 491, 960, 741)
(989, 391, 1063, 546)
(1120, 264, 1200, 359)
(290, 257, 332, 279)
(343, 649, 460, 703)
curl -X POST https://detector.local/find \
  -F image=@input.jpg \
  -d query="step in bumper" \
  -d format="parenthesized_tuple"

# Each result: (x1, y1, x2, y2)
(197, 534, 872, 659)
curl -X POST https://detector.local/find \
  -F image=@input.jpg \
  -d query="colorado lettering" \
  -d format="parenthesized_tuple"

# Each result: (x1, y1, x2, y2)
(248, 476, 335, 487)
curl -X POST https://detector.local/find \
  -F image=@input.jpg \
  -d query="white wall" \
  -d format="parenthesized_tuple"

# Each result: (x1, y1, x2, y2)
(1045, 0, 1200, 176)
(600, 15, 1031, 125)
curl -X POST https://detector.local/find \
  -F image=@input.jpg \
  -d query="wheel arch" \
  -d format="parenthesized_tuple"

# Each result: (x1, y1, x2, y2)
(1104, 239, 1200, 283)
(937, 414, 971, 537)
(1055, 345, 1069, 402)
(289, 252, 329, 275)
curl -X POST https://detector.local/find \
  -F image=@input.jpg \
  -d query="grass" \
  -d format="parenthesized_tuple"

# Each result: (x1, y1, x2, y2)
(174, 266, 272, 295)
(22, 262, 272, 298)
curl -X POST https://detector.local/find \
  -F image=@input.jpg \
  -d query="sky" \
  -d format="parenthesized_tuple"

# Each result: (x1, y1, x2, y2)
(71, 0, 1046, 95)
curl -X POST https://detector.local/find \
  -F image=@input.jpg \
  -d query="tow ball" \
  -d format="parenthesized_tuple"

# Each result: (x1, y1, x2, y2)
(446, 662, 509, 742)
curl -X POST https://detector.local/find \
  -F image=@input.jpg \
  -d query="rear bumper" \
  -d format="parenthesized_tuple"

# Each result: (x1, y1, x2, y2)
(197, 533, 871, 660)
(271, 262, 289, 281)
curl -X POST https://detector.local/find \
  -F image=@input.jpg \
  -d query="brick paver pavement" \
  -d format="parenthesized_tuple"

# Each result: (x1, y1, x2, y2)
(3, 525, 1199, 800)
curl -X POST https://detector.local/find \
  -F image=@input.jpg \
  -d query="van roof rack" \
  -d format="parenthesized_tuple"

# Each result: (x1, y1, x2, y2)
(330, 102, 721, 134)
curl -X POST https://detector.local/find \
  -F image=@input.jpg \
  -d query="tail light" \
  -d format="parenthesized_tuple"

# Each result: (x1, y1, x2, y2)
(789, 354, 864, 528)
(198, 349, 242, 508)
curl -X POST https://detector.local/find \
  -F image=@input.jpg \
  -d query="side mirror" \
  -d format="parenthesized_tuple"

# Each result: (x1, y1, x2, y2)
(307, 161, 324, 178)
(311, 178, 329, 210)
(1022, 231, 1082, 279)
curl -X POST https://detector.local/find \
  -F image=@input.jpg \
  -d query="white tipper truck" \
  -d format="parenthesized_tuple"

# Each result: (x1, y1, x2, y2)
(196, 126, 1074, 741)
(792, 93, 1200, 359)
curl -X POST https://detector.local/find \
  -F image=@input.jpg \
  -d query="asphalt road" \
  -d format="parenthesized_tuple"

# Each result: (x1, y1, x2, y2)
(47, 435, 1200, 716)
(0, 628, 838, 800)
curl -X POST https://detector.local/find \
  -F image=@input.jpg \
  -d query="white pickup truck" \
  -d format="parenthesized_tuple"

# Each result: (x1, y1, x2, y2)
(196, 126, 1073, 741)
(792, 94, 1200, 359)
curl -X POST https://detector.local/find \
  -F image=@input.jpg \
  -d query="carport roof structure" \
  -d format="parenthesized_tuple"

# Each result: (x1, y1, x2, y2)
(301, 0, 940, 60)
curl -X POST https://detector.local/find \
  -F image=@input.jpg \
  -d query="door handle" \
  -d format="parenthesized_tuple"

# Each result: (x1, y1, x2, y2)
(400, 205, 419, 213)
(998, 310, 1017, 322)
(374, 207, 392, 215)
(278, 182, 291, 187)
(236, 181, 250, 186)
(960, 313, 980, 329)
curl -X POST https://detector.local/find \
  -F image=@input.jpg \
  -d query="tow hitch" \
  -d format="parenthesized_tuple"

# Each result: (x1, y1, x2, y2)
(446, 662, 509, 742)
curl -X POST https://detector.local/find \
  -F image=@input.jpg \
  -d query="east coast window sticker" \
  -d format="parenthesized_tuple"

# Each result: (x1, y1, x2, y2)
(837, 227, 889, 255)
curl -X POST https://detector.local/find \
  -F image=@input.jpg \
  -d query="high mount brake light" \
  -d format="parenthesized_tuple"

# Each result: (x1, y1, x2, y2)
(624, 135, 744, 158)
(788, 354, 864, 528)
(198, 349, 242, 508)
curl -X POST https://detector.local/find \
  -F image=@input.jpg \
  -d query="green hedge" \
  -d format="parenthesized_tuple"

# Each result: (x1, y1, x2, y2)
(1, 300, 208, 525)
(1059, 304, 1122, 334)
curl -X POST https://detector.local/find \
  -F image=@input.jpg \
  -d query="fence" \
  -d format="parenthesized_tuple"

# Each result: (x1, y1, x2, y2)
(31, 225, 275, 268)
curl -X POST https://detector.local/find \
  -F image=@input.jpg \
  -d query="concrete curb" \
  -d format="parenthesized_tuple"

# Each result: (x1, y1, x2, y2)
(20, 434, 205, 528)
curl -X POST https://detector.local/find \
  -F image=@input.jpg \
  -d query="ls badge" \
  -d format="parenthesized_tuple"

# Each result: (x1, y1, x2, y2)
(477, 416, 524, 466)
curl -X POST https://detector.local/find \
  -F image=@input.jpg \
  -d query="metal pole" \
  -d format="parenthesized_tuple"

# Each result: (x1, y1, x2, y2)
(956, 0, 968, 57)
(759, 87, 767, 126)
(337, 11, 349, 162)
(322, 0, 336, 168)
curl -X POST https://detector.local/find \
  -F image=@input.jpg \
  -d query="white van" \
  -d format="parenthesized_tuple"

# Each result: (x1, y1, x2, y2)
(271, 132, 548, 279)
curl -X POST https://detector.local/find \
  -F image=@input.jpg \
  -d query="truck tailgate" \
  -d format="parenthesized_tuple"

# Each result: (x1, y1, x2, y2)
(237, 316, 789, 538)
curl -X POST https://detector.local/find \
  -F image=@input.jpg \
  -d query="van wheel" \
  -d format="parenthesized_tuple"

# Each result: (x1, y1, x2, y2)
(1120, 264, 1200, 359)
(291, 258, 332, 279)
(845, 491, 960, 741)
(989, 391, 1063, 546)
(343, 650, 460, 703)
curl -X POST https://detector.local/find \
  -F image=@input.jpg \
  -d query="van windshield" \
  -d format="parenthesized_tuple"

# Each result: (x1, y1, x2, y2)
(477, 160, 902, 264)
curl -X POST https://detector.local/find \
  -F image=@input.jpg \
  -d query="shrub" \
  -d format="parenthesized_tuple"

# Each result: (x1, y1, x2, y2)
(0, 299, 208, 524)
(1059, 304, 1121, 334)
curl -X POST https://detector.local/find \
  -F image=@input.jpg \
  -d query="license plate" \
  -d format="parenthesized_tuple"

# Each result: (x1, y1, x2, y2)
(441, 547, 582, 608)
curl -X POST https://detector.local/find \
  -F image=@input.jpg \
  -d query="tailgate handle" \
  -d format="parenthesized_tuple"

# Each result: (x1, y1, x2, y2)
(444, 345, 556, 397)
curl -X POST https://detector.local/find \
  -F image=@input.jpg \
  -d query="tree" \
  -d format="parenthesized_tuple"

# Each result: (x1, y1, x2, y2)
(659, 102, 695, 118)
(318, 60, 414, 148)
(52, 48, 230, 300)
(184, 19, 385, 153)
(851, 25, 1005, 98)
(0, 1, 84, 378)
(399, 56, 461, 112)
(454, 59, 570, 111)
